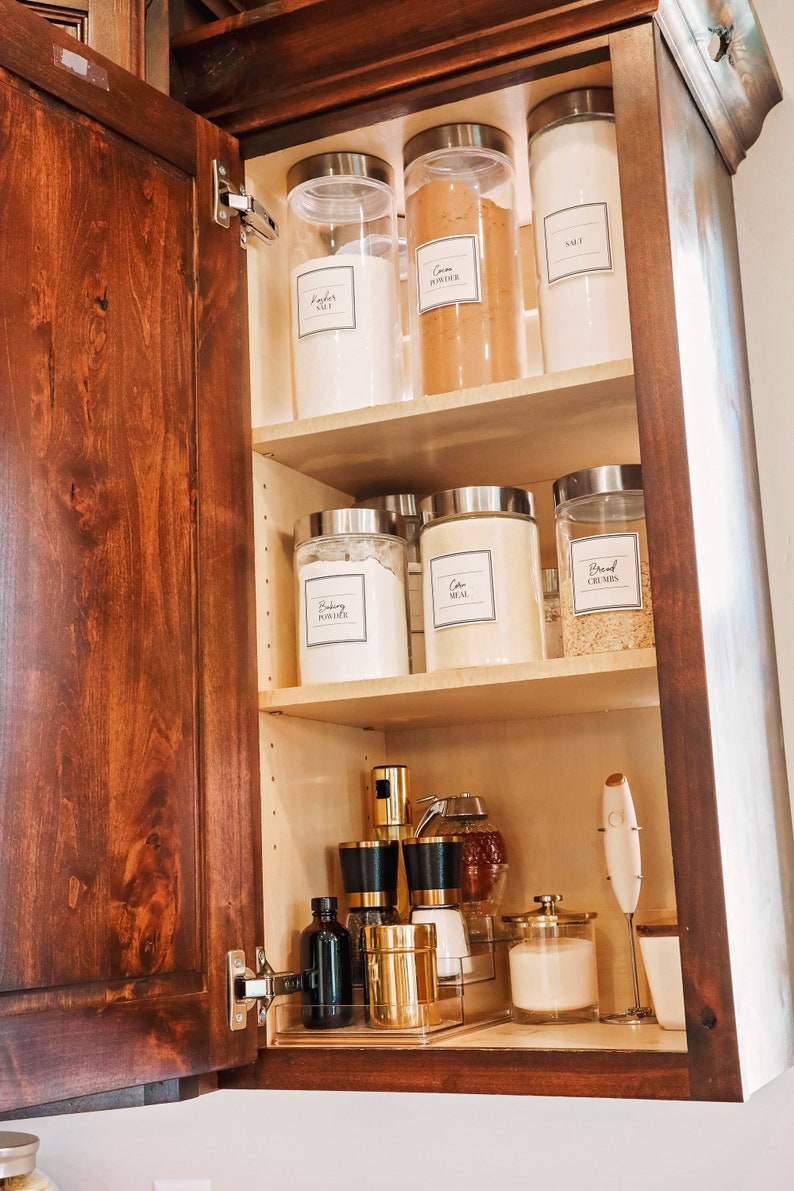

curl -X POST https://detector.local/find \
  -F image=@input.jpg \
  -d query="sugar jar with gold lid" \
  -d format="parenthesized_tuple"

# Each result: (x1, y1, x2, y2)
(502, 893, 599, 1024)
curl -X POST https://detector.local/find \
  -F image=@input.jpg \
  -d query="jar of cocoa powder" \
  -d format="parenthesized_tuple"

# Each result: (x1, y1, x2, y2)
(403, 124, 526, 396)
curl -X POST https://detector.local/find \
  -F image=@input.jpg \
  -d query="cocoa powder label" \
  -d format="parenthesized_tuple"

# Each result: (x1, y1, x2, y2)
(416, 233, 481, 312)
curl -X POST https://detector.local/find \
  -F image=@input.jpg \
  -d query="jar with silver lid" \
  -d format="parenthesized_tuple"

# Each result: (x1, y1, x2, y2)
(419, 486, 544, 671)
(553, 464, 654, 656)
(294, 507, 411, 684)
(0, 1133, 60, 1191)
(287, 152, 404, 419)
(403, 123, 525, 396)
(354, 493, 425, 671)
(528, 88, 632, 372)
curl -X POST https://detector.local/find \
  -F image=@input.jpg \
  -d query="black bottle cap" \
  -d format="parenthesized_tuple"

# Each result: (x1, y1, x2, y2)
(311, 896, 337, 915)
(338, 840, 399, 903)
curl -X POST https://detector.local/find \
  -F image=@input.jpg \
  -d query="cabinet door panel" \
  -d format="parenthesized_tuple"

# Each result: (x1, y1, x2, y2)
(0, 0, 260, 1111)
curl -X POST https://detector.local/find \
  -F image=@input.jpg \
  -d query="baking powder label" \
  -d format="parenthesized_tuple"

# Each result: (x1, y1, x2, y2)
(543, 202, 612, 284)
(296, 263, 356, 336)
(416, 235, 481, 313)
(429, 550, 496, 628)
(304, 572, 367, 646)
(569, 533, 642, 615)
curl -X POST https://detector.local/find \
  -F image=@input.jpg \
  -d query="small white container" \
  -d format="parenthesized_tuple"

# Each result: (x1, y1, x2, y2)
(294, 507, 410, 684)
(528, 88, 632, 372)
(419, 486, 544, 672)
(637, 923, 686, 1031)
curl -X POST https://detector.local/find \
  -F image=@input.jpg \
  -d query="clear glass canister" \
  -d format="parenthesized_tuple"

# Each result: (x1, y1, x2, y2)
(419, 486, 544, 671)
(527, 88, 632, 372)
(287, 152, 404, 419)
(503, 894, 599, 1024)
(553, 464, 654, 656)
(0, 1133, 60, 1191)
(403, 123, 526, 396)
(542, 567, 564, 658)
(354, 493, 425, 672)
(294, 507, 411, 684)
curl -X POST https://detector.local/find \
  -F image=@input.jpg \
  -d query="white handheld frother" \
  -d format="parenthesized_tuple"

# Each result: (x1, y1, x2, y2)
(600, 771, 655, 1023)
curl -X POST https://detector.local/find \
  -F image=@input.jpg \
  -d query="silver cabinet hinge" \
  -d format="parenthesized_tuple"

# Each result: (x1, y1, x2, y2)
(227, 948, 301, 1031)
(212, 160, 279, 248)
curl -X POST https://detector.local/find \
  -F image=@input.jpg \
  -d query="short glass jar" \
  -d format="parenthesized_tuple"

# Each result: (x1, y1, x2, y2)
(542, 567, 563, 658)
(503, 894, 599, 1024)
(528, 87, 632, 372)
(294, 507, 411, 684)
(287, 151, 404, 418)
(403, 123, 525, 396)
(0, 1133, 60, 1191)
(419, 486, 545, 671)
(553, 464, 654, 656)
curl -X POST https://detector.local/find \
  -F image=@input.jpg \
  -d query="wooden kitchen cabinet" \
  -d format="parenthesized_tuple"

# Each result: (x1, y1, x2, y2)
(1, 0, 792, 1111)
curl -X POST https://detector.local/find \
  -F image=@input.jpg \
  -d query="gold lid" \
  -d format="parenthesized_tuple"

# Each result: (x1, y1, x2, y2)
(346, 889, 398, 909)
(409, 886, 462, 906)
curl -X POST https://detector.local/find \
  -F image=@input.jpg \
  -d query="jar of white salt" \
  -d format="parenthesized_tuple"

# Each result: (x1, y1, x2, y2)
(527, 87, 632, 372)
(503, 894, 599, 1024)
(294, 507, 411, 685)
(418, 486, 545, 672)
(403, 124, 526, 396)
(287, 152, 404, 419)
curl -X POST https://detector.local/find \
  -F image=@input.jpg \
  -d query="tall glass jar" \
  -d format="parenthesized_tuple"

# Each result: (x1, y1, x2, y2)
(528, 88, 632, 372)
(403, 123, 525, 396)
(419, 486, 544, 671)
(287, 152, 404, 418)
(294, 507, 411, 684)
(553, 464, 654, 656)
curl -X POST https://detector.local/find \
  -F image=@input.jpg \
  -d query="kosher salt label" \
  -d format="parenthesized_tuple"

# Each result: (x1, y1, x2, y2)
(304, 572, 367, 647)
(296, 262, 356, 337)
(429, 549, 496, 629)
(416, 234, 481, 313)
(569, 532, 642, 616)
(543, 202, 612, 285)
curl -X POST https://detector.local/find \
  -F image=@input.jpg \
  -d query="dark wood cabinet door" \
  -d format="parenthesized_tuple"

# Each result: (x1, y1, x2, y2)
(0, 0, 260, 1112)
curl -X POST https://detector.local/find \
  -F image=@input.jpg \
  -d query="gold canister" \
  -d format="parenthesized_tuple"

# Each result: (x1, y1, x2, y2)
(362, 922, 439, 1029)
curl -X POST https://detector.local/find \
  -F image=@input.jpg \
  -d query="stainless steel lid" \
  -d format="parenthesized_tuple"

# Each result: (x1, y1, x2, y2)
(404, 122, 514, 166)
(502, 893, 597, 927)
(294, 506, 406, 545)
(528, 87, 615, 141)
(552, 464, 643, 508)
(355, 493, 422, 519)
(0, 1132, 39, 1177)
(419, 485, 535, 526)
(287, 151, 394, 192)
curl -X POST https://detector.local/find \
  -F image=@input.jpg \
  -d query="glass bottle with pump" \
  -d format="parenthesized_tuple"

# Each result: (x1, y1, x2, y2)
(370, 764, 413, 920)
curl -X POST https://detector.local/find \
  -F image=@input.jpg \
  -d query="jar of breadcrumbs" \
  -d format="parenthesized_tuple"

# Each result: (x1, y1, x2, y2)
(403, 123, 525, 396)
(0, 1133, 60, 1191)
(553, 464, 654, 656)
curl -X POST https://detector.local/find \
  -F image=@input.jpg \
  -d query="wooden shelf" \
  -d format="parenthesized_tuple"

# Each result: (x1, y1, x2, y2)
(252, 359, 638, 495)
(259, 648, 659, 730)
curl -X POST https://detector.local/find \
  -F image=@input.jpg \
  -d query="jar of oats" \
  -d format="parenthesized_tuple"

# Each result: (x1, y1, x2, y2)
(553, 464, 654, 656)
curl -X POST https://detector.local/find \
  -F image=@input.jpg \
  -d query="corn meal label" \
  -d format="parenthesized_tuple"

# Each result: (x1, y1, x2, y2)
(429, 549, 496, 628)
(295, 262, 356, 336)
(304, 572, 367, 646)
(543, 202, 612, 284)
(569, 532, 642, 615)
(416, 234, 481, 313)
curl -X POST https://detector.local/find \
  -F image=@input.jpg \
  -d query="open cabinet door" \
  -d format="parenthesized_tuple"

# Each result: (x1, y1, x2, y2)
(0, 0, 261, 1111)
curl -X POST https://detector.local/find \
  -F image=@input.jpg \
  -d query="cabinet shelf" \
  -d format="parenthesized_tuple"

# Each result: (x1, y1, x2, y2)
(259, 648, 659, 731)
(252, 358, 637, 494)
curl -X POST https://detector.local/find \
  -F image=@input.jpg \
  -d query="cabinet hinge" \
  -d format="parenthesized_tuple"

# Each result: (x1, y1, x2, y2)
(227, 948, 301, 1031)
(212, 160, 279, 249)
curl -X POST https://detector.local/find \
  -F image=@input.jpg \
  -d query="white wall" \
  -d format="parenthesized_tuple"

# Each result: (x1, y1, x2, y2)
(8, 2, 794, 1187)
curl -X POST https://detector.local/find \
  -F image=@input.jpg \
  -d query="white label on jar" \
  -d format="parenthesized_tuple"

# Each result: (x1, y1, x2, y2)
(304, 572, 367, 646)
(569, 532, 642, 615)
(296, 262, 356, 336)
(416, 234, 481, 313)
(429, 550, 496, 628)
(543, 202, 612, 284)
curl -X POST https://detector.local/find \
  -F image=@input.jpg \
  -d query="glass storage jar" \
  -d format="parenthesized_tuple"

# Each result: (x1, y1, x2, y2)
(503, 894, 599, 1024)
(0, 1133, 60, 1191)
(419, 486, 544, 671)
(528, 87, 632, 372)
(553, 464, 654, 656)
(287, 151, 404, 418)
(403, 123, 525, 396)
(294, 507, 411, 684)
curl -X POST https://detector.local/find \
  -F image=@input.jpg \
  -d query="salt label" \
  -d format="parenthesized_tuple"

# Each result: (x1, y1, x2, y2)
(416, 234, 481, 313)
(296, 262, 356, 336)
(429, 549, 496, 629)
(569, 532, 642, 616)
(544, 201, 612, 284)
(304, 572, 367, 646)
